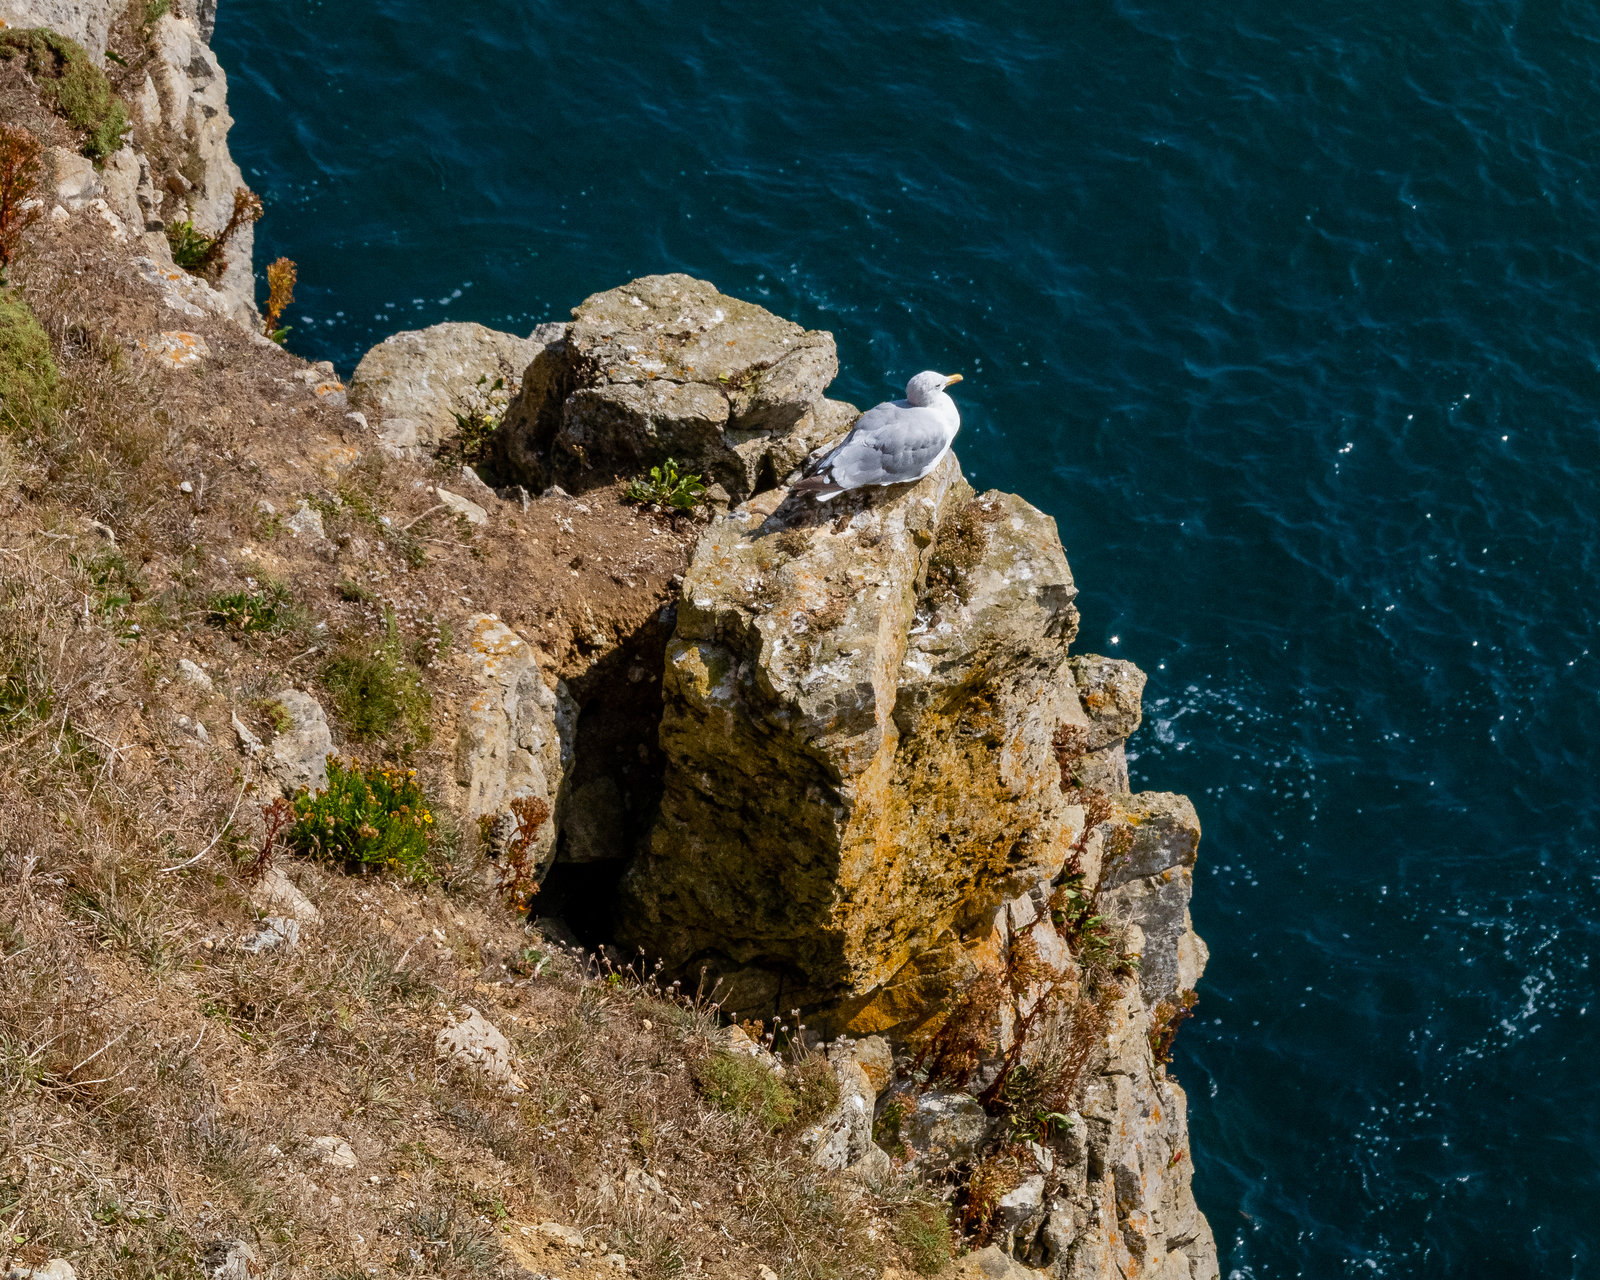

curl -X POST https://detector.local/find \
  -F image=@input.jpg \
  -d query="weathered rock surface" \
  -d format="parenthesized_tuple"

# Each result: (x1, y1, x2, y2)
(264, 689, 334, 795)
(799, 1035, 893, 1172)
(0, 0, 116, 56)
(349, 322, 546, 459)
(248, 865, 321, 925)
(619, 459, 1088, 1034)
(455, 614, 571, 871)
(202, 1239, 262, 1280)
(435, 1006, 526, 1092)
(494, 274, 853, 499)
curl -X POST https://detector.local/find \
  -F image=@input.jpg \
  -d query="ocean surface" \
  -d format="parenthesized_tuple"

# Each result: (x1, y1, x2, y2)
(214, 1, 1600, 1274)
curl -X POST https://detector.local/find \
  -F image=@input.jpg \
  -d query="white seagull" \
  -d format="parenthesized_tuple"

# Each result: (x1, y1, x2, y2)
(792, 371, 963, 501)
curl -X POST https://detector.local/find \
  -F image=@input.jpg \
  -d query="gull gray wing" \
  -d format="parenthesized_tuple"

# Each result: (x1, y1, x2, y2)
(823, 403, 953, 489)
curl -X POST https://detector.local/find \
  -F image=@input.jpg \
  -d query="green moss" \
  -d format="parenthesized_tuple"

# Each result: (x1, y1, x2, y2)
(0, 29, 129, 160)
(693, 1050, 796, 1130)
(0, 290, 58, 429)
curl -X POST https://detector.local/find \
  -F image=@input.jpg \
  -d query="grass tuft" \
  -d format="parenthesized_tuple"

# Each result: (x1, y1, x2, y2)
(0, 29, 128, 159)
(322, 612, 432, 747)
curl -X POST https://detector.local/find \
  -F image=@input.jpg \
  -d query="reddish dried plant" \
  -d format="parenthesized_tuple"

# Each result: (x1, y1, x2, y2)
(0, 124, 42, 284)
(263, 255, 297, 341)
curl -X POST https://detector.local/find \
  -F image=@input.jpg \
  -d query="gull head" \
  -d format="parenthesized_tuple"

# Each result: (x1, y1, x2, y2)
(904, 370, 964, 407)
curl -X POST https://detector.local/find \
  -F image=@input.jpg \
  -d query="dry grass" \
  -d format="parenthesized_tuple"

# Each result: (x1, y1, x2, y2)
(0, 159, 932, 1280)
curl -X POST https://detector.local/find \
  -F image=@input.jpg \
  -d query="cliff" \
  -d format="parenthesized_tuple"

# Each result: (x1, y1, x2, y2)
(0, 8, 1216, 1280)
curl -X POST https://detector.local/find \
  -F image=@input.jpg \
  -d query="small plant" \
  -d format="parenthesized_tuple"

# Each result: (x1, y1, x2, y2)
(873, 1096, 908, 1157)
(625, 457, 706, 511)
(439, 374, 509, 468)
(0, 124, 42, 286)
(285, 757, 435, 881)
(1148, 988, 1199, 1066)
(322, 612, 431, 747)
(0, 30, 128, 160)
(263, 256, 296, 343)
(483, 793, 550, 912)
(692, 1050, 809, 1132)
(206, 581, 296, 634)
(167, 188, 262, 279)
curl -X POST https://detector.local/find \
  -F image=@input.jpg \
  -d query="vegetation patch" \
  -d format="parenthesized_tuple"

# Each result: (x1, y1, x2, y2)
(322, 613, 431, 747)
(0, 290, 58, 428)
(0, 29, 128, 159)
(691, 1048, 835, 1133)
(0, 124, 43, 286)
(625, 457, 706, 511)
(891, 1200, 954, 1275)
(284, 756, 435, 881)
(206, 580, 297, 634)
(165, 188, 262, 280)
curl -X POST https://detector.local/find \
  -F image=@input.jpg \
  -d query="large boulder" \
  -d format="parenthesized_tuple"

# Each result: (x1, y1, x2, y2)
(350, 322, 553, 459)
(618, 458, 1089, 1035)
(493, 274, 853, 499)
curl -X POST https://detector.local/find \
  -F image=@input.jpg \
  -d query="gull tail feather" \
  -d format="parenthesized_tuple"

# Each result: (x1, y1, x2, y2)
(791, 473, 844, 500)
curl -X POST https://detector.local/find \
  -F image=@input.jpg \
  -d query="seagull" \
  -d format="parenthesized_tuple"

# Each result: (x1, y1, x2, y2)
(792, 371, 964, 501)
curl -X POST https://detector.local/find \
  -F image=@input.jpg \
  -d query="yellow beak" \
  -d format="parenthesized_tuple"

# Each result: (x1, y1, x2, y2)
(944, 373, 964, 385)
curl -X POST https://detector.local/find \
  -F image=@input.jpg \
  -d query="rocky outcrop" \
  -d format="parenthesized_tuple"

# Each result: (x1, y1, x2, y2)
(350, 321, 555, 459)
(454, 614, 572, 872)
(493, 274, 855, 500)
(619, 460, 1089, 1035)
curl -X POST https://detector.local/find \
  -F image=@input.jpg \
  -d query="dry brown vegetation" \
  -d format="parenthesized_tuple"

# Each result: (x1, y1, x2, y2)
(0, 152, 938, 1280)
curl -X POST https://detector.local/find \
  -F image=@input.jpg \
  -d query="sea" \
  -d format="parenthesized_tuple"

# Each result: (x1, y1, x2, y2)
(213, 2, 1600, 1274)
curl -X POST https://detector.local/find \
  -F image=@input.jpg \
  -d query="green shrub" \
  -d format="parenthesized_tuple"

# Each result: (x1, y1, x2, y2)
(165, 219, 213, 271)
(0, 290, 57, 428)
(322, 613, 431, 747)
(206, 581, 297, 634)
(285, 757, 435, 881)
(625, 457, 706, 511)
(0, 30, 129, 160)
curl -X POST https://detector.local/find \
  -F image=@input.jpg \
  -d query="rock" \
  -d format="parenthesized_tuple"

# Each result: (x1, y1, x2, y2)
(494, 274, 842, 500)
(349, 322, 543, 459)
(264, 689, 334, 795)
(619, 466, 1087, 1034)
(309, 1135, 356, 1168)
(202, 1239, 261, 1280)
(434, 486, 488, 526)
(0, 0, 117, 56)
(898, 1088, 991, 1171)
(457, 464, 497, 503)
(284, 500, 325, 540)
(232, 711, 264, 757)
(535, 1222, 585, 1250)
(3, 1259, 77, 1280)
(1068, 653, 1146, 794)
(714, 1022, 783, 1074)
(1092, 792, 1205, 1010)
(455, 614, 570, 873)
(143, 13, 258, 327)
(435, 1006, 526, 1092)
(138, 330, 210, 369)
(799, 1039, 887, 1172)
(238, 915, 299, 952)
(177, 658, 213, 692)
(49, 146, 98, 210)
(994, 1175, 1047, 1252)
(249, 865, 321, 924)
(947, 1245, 1045, 1280)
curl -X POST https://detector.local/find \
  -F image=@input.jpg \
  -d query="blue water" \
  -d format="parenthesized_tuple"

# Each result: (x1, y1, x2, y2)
(215, 2, 1600, 1273)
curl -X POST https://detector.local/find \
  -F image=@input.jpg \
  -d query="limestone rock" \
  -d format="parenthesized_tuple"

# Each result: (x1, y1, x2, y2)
(264, 689, 334, 795)
(138, 330, 210, 369)
(455, 614, 570, 873)
(202, 1240, 262, 1280)
(285, 500, 324, 539)
(49, 146, 98, 211)
(143, 14, 257, 327)
(799, 1036, 892, 1172)
(947, 1245, 1045, 1280)
(1092, 792, 1205, 1010)
(994, 1175, 1047, 1253)
(309, 1135, 356, 1169)
(177, 657, 214, 692)
(435, 1006, 526, 1092)
(898, 1088, 991, 1171)
(238, 915, 299, 952)
(0, 0, 117, 55)
(249, 865, 321, 925)
(434, 486, 488, 526)
(349, 322, 543, 458)
(3, 1259, 76, 1280)
(494, 274, 841, 500)
(619, 462, 1087, 1034)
